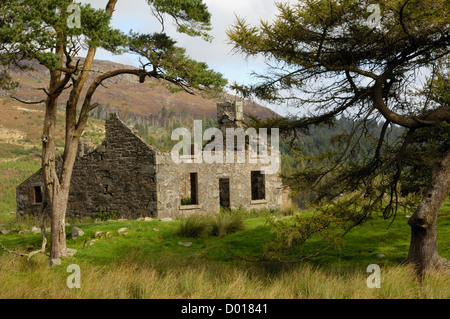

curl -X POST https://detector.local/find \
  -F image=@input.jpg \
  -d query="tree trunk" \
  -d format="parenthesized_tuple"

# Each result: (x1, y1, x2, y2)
(45, 146, 79, 259)
(42, 76, 80, 260)
(407, 149, 450, 276)
(42, 91, 61, 259)
(49, 189, 68, 258)
(44, 131, 79, 259)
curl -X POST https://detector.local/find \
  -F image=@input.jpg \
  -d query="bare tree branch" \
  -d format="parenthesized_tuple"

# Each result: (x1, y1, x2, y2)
(10, 96, 45, 105)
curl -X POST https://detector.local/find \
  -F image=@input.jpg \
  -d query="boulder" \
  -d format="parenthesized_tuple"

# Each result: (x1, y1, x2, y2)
(49, 258, 61, 267)
(117, 227, 128, 235)
(31, 227, 41, 234)
(66, 248, 78, 257)
(93, 231, 104, 238)
(1, 229, 10, 235)
(71, 227, 85, 239)
(85, 239, 97, 247)
(159, 217, 173, 222)
(376, 254, 386, 259)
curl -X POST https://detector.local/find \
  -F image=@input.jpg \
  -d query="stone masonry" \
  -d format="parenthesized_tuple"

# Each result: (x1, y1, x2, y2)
(17, 102, 284, 219)
(17, 114, 158, 219)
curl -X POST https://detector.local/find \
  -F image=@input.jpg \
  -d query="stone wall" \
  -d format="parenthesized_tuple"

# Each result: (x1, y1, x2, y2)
(156, 151, 283, 219)
(17, 109, 285, 220)
(17, 114, 158, 219)
(16, 171, 44, 216)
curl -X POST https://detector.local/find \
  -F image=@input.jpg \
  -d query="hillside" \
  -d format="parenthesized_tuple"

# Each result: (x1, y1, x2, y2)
(5, 59, 278, 121)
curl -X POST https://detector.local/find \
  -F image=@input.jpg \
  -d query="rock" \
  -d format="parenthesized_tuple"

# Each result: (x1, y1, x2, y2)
(159, 217, 173, 222)
(65, 223, 71, 227)
(376, 254, 385, 258)
(137, 217, 144, 221)
(1, 229, 10, 235)
(31, 227, 41, 234)
(71, 227, 85, 239)
(117, 218, 127, 222)
(117, 227, 128, 235)
(49, 258, 61, 267)
(178, 242, 192, 247)
(93, 231, 104, 238)
(144, 217, 153, 221)
(153, 228, 159, 232)
(19, 229, 30, 235)
(66, 248, 77, 257)
(85, 239, 97, 247)
(405, 215, 411, 218)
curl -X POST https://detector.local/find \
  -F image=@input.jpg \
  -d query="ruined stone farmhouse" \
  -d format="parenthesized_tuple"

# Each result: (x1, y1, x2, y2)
(16, 102, 285, 219)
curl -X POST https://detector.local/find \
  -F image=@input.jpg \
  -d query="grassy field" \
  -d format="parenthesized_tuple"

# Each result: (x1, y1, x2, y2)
(0, 203, 449, 299)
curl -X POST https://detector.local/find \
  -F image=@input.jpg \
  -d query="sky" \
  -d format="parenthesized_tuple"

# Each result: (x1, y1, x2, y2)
(78, 0, 298, 116)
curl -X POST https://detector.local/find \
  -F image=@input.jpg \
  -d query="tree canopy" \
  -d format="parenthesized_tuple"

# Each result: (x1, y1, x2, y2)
(228, 0, 450, 275)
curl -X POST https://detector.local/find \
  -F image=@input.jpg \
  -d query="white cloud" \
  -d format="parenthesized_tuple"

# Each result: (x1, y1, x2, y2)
(78, 0, 295, 115)
(80, 0, 280, 75)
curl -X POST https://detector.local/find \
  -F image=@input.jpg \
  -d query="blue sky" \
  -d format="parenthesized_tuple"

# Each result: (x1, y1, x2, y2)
(78, 0, 298, 116)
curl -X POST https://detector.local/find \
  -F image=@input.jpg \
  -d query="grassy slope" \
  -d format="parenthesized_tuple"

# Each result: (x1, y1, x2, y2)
(0, 203, 448, 298)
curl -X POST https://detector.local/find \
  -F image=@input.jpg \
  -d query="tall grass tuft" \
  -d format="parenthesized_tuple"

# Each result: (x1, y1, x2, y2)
(178, 214, 211, 238)
(178, 212, 245, 238)
(210, 212, 245, 237)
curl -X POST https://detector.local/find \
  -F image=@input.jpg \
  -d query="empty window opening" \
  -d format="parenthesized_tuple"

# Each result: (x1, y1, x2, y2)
(190, 173, 198, 204)
(219, 178, 230, 208)
(181, 172, 199, 205)
(33, 186, 43, 204)
(251, 171, 265, 200)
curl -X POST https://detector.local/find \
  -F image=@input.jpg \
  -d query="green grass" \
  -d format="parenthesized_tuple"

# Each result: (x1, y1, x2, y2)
(0, 157, 41, 215)
(0, 203, 449, 298)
